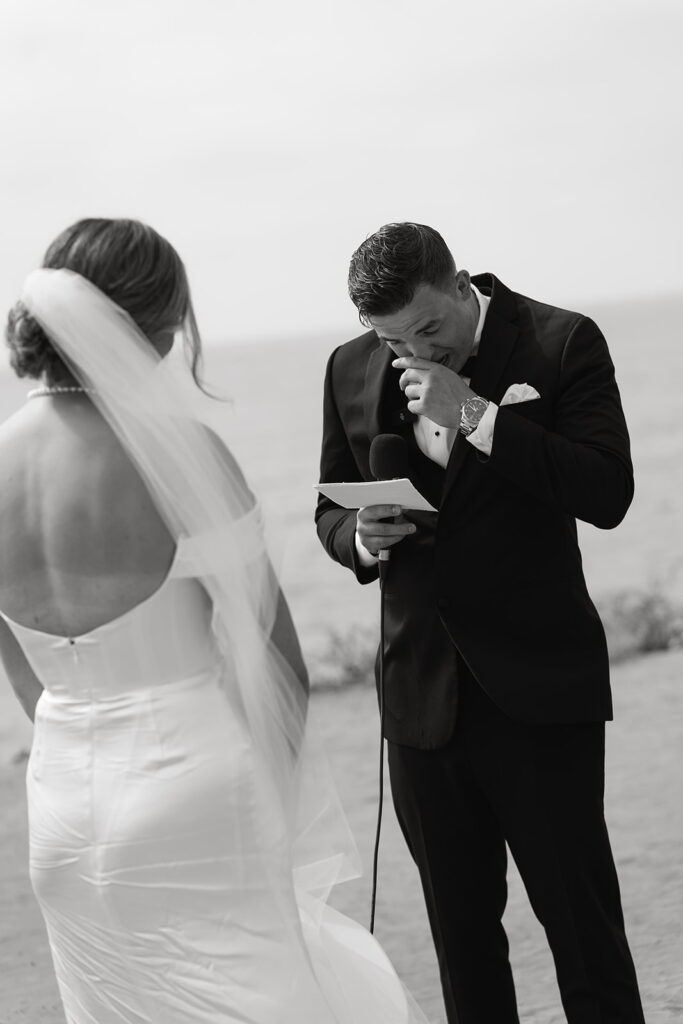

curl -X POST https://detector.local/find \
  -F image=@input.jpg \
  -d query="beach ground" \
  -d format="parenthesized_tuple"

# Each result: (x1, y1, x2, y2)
(1, 648, 681, 1023)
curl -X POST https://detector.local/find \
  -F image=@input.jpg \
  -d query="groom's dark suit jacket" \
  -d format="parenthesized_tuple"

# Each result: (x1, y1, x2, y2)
(315, 275, 634, 748)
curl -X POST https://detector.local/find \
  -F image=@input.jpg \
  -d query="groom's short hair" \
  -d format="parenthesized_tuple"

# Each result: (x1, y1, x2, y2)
(348, 222, 456, 326)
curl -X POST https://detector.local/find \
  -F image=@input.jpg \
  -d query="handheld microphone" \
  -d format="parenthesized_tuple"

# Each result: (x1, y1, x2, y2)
(369, 432, 411, 480)
(368, 434, 412, 572)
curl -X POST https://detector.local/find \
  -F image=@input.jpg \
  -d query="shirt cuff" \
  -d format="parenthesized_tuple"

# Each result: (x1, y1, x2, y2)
(465, 383, 541, 456)
(355, 529, 379, 567)
(466, 401, 498, 455)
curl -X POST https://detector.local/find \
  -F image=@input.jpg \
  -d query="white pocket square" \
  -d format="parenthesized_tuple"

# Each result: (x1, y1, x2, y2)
(499, 383, 541, 406)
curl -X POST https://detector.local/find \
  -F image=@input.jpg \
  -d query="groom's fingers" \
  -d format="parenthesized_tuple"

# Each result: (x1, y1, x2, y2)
(357, 505, 416, 555)
(358, 504, 402, 522)
(397, 368, 425, 390)
(392, 357, 437, 371)
(365, 521, 415, 536)
(359, 527, 415, 555)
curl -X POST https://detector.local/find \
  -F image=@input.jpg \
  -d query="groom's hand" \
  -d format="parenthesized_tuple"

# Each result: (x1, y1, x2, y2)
(393, 356, 475, 427)
(357, 504, 416, 557)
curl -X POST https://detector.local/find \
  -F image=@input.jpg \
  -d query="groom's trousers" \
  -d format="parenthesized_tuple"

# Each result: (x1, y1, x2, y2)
(387, 657, 646, 1024)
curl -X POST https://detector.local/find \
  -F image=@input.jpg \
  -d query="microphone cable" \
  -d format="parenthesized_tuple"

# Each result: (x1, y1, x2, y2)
(365, 435, 410, 934)
(369, 549, 390, 933)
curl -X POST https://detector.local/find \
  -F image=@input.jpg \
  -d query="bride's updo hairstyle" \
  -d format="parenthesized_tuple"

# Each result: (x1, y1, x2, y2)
(5, 218, 203, 387)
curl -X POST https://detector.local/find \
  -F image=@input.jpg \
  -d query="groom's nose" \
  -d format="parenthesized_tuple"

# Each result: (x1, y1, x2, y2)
(389, 338, 434, 360)
(408, 342, 437, 361)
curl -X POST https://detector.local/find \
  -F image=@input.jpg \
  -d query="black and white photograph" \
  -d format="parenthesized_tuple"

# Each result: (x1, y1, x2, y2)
(0, 2, 681, 1022)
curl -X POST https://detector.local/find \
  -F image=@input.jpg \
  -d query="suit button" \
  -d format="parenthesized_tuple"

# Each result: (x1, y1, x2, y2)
(437, 597, 451, 611)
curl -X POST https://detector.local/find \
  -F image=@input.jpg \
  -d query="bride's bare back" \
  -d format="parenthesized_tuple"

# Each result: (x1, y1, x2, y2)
(0, 394, 176, 637)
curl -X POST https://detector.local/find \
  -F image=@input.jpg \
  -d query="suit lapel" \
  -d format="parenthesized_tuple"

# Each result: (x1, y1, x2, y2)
(363, 338, 395, 440)
(442, 275, 520, 502)
(468, 275, 519, 403)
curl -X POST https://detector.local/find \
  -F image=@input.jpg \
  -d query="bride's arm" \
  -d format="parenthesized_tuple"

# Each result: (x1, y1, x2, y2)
(0, 618, 44, 722)
(202, 426, 309, 699)
(268, 567, 310, 700)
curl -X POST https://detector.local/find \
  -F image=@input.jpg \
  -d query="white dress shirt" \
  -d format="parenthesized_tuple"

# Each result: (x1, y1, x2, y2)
(354, 283, 539, 566)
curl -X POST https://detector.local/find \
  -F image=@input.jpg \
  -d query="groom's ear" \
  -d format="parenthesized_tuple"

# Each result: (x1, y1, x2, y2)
(453, 270, 471, 300)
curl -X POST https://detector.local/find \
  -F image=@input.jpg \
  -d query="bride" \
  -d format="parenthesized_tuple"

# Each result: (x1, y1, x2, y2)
(0, 218, 428, 1024)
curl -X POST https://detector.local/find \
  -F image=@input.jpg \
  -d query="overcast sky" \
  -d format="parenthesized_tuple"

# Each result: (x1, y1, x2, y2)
(0, 0, 680, 342)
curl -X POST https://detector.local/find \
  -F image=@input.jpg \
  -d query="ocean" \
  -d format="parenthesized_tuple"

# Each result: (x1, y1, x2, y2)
(1, 293, 682, 679)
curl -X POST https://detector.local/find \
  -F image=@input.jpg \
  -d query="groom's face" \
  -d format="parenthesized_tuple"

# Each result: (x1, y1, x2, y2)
(369, 271, 479, 373)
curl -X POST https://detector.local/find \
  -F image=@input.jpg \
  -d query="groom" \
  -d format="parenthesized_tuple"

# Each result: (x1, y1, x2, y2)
(315, 223, 646, 1023)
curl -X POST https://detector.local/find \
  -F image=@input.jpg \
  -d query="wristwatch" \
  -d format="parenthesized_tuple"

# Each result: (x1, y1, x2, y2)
(459, 395, 490, 436)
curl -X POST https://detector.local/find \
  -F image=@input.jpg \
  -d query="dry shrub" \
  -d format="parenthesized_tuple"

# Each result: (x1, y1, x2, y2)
(310, 574, 683, 689)
(309, 625, 377, 690)
(598, 580, 683, 662)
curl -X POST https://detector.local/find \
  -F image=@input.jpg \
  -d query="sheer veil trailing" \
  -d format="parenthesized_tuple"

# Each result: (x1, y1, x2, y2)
(21, 268, 429, 1023)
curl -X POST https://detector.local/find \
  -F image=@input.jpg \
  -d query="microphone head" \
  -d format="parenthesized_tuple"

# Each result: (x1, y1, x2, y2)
(369, 433, 412, 481)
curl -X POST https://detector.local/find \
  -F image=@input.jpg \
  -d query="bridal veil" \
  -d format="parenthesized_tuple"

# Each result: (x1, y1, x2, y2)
(21, 268, 429, 1023)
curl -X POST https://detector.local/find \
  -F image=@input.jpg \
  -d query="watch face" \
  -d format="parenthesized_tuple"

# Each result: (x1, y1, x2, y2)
(464, 397, 488, 422)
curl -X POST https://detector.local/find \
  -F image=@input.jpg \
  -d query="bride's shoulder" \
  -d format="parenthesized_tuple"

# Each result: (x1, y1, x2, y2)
(0, 400, 41, 445)
(0, 401, 64, 475)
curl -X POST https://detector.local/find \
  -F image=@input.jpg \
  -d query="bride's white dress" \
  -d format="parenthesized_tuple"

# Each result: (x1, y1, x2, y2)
(1, 543, 421, 1024)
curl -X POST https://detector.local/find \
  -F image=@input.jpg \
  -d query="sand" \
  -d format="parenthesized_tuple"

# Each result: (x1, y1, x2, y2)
(1, 647, 681, 1024)
(0, 300, 681, 1020)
